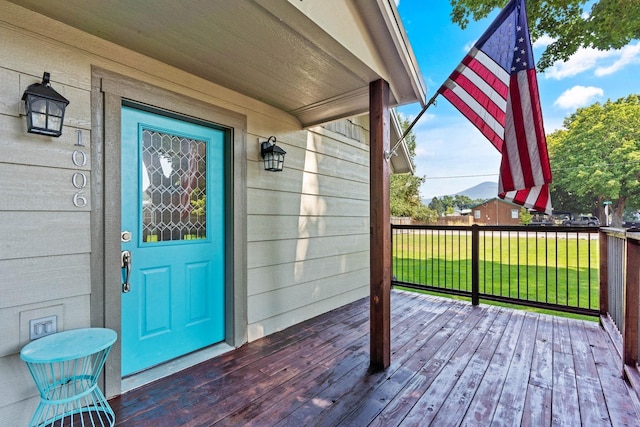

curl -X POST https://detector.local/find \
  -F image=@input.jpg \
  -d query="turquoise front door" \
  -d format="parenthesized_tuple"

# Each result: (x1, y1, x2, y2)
(120, 105, 225, 376)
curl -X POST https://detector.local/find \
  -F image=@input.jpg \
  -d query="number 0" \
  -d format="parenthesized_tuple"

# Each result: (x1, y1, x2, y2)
(72, 172, 87, 189)
(72, 150, 88, 167)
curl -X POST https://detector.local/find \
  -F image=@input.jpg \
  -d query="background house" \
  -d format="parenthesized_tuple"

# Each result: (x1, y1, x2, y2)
(471, 198, 523, 225)
(0, 0, 426, 423)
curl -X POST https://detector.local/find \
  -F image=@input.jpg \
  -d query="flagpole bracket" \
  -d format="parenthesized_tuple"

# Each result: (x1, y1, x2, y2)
(384, 149, 397, 163)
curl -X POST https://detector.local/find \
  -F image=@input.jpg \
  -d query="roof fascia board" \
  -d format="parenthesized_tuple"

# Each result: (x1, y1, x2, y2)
(358, 0, 427, 107)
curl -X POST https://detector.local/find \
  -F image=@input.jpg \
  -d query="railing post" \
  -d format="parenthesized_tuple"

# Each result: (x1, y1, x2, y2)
(623, 236, 640, 371)
(599, 230, 609, 317)
(471, 224, 479, 306)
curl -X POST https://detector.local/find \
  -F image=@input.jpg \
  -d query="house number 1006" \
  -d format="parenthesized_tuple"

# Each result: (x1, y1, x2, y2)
(72, 149, 89, 208)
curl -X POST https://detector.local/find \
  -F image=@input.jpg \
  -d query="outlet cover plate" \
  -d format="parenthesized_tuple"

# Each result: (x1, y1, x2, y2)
(29, 315, 57, 340)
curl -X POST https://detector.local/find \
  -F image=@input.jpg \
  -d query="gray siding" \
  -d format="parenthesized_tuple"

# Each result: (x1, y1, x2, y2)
(0, 2, 370, 422)
(0, 30, 93, 425)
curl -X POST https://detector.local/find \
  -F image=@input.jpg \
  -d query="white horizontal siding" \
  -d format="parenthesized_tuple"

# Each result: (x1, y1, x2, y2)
(247, 285, 367, 342)
(246, 123, 371, 340)
(248, 268, 368, 324)
(248, 234, 370, 269)
(247, 165, 369, 201)
(247, 189, 369, 217)
(248, 215, 369, 242)
(248, 251, 369, 296)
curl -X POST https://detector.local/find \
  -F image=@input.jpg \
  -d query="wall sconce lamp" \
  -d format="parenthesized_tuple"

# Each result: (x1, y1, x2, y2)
(260, 136, 286, 172)
(22, 72, 69, 137)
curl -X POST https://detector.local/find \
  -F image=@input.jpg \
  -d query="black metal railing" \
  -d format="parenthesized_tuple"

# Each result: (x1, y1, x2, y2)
(392, 224, 600, 316)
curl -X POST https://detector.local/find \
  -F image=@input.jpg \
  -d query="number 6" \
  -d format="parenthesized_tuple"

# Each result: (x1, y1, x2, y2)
(73, 191, 88, 208)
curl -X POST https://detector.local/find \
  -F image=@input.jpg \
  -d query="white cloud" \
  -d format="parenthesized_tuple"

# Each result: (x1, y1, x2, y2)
(545, 42, 640, 79)
(545, 48, 613, 79)
(594, 42, 640, 76)
(532, 34, 555, 49)
(553, 86, 603, 110)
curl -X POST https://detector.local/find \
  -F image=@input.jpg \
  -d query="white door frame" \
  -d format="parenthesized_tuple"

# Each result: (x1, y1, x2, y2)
(90, 67, 248, 398)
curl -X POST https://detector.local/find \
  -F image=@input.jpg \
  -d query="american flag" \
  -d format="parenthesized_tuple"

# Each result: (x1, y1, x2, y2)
(438, 0, 552, 214)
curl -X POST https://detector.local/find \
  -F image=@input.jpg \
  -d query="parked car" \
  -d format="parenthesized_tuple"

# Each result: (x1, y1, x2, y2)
(563, 215, 600, 226)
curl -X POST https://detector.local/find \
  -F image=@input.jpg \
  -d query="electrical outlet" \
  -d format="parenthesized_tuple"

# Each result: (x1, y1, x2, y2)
(29, 315, 57, 340)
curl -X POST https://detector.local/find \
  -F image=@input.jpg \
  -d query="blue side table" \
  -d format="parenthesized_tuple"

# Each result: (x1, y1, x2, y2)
(20, 328, 117, 427)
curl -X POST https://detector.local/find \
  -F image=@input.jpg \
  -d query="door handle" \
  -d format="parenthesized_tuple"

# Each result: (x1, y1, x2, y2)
(121, 250, 132, 293)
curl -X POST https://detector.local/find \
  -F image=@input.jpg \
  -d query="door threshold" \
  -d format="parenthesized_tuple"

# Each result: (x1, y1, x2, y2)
(121, 342, 235, 393)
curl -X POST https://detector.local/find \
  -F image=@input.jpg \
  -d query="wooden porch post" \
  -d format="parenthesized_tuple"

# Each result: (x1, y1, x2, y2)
(369, 79, 391, 371)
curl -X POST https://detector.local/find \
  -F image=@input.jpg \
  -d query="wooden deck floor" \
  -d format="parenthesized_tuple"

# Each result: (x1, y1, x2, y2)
(109, 290, 639, 426)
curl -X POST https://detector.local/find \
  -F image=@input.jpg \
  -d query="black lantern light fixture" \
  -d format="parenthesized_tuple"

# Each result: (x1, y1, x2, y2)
(260, 136, 286, 172)
(22, 72, 69, 137)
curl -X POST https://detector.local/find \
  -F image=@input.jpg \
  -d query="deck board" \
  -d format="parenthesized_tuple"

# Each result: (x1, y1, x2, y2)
(109, 290, 639, 426)
(459, 309, 526, 426)
(429, 308, 512, 426)
(569, 318, 612, 425)
(521, 314, 553, 427)
(491, 312, 539, 427)
(401, 306, 501, 426)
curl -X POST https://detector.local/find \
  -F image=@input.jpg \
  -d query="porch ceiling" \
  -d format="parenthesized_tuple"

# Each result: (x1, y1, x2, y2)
(9, 0, 426, 127)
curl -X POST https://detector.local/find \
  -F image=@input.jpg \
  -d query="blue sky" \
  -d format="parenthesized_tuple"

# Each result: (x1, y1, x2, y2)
(396, 0, 640, 199)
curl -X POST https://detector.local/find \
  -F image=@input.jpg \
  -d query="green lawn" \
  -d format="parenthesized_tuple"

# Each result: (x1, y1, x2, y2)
(392, 229, 599, 314)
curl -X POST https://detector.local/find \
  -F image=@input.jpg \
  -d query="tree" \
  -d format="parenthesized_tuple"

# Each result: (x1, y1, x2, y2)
(390, 173, 424, 216)
(547, 95, 640, 227)
(390, 114, 438, 223)
(428, 194, 485, 215)
(428, 196, 451, 215)
(453, 194, 482, 210)
(519, 207, 532, 225)
(449, 0, 640, 70)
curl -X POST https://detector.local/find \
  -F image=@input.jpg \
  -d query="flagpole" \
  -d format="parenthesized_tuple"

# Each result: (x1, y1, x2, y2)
(388, 91, 440, 158)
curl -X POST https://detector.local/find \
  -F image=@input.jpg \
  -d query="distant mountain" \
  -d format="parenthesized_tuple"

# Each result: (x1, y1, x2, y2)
(422, 181, 498, 206)
(455, 181, 498, 200)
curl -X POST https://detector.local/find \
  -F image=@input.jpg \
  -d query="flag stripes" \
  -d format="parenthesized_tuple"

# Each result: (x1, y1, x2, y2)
(440, 47, 509, 151)
(438, 0, 552, 214)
